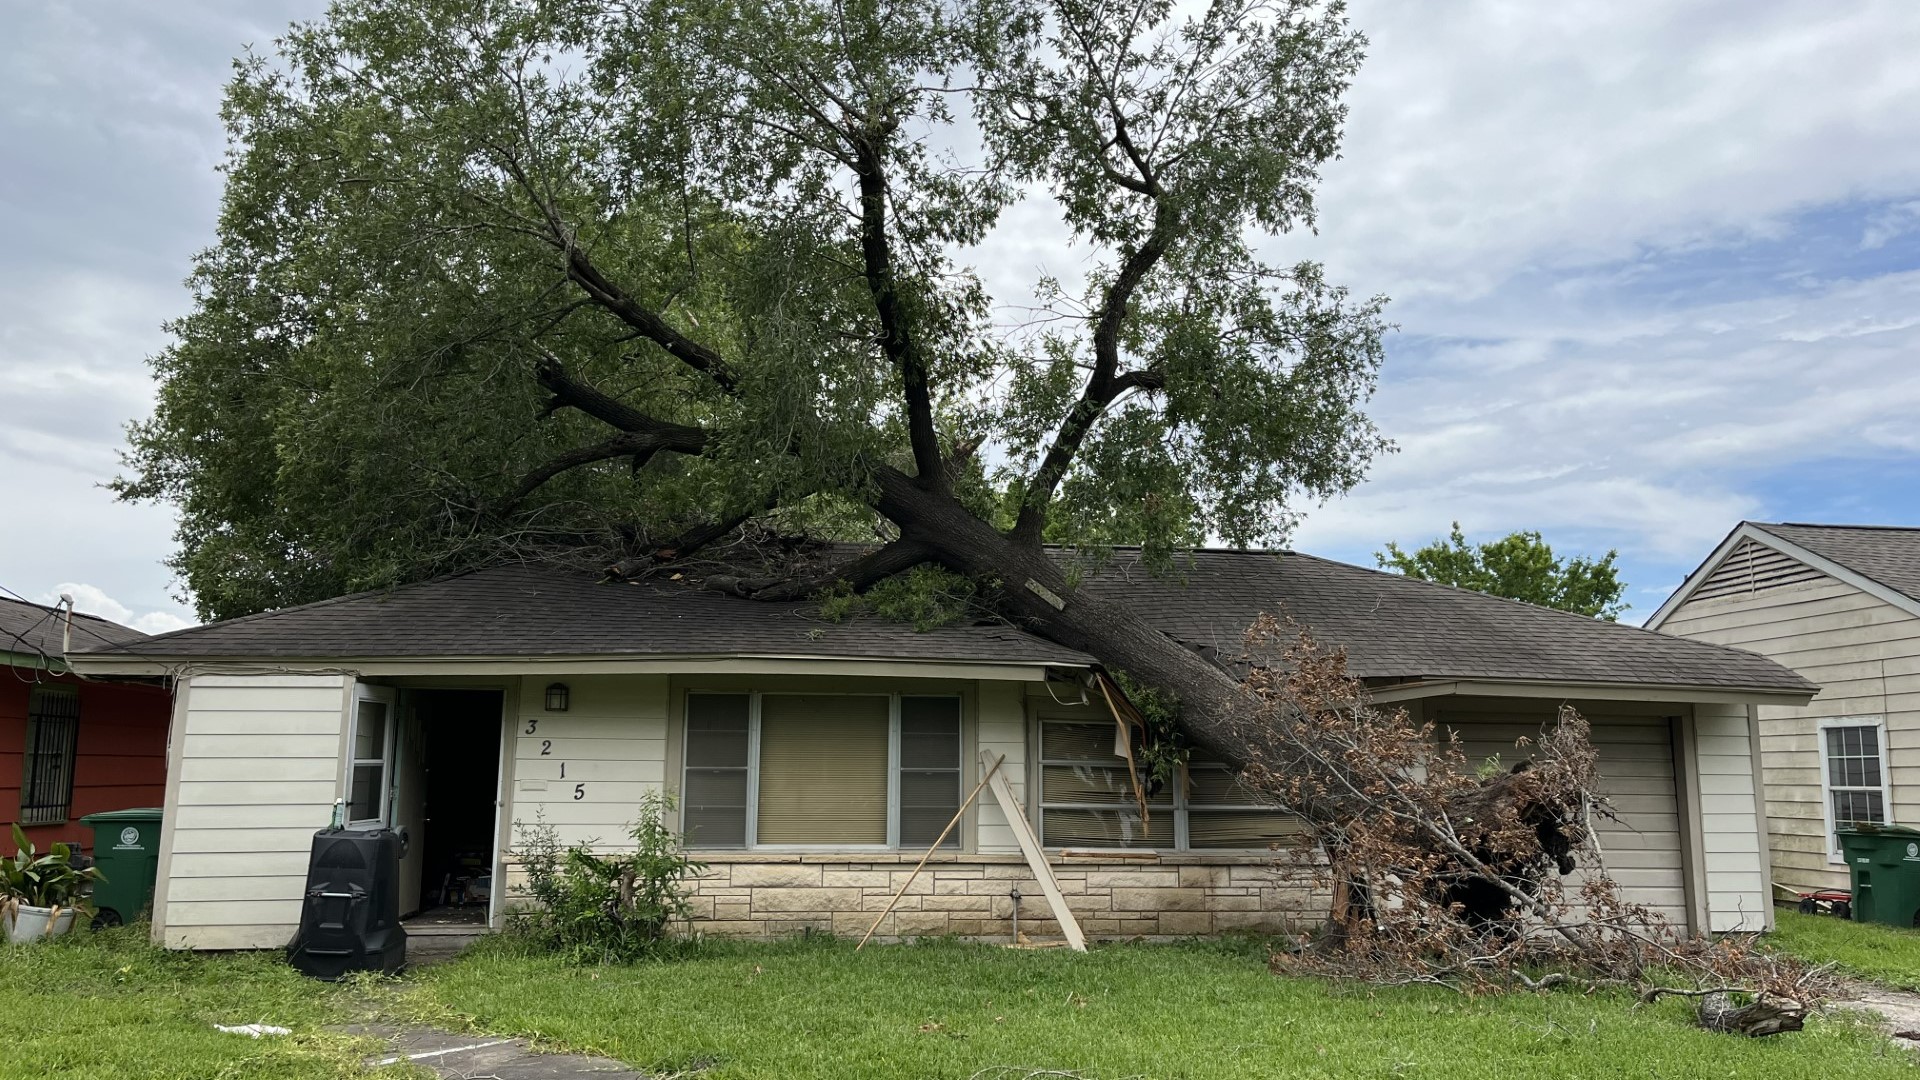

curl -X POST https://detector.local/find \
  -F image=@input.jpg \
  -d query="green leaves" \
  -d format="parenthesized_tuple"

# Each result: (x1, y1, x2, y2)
(123, 0, 1391, 620)
(1376, 523, 1630, 620)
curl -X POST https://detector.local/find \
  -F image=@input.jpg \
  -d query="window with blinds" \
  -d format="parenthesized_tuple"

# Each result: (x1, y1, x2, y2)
(683, 693, 751, 847)
(679, 691, 963, 849)
(20, 687, 80, 825)
(899, 696, 962, 848)
(1824, 720, 1892, 858)
(758, 695, 891, 844)
(1038, 719, 1295, 851)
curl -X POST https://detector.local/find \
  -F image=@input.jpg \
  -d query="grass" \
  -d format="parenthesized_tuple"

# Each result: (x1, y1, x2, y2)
(1769, 908, 1920, 989)
(413, 934, 1918, 1079)
(0, 926, 409, 1080)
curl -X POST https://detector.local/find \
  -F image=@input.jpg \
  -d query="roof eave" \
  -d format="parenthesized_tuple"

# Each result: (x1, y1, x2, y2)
(1365, 677, 1817, 707)
(63, 651, 1092, 682)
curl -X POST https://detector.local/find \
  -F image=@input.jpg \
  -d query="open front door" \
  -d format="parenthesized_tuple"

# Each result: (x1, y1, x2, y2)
(391, 695, 428, 916)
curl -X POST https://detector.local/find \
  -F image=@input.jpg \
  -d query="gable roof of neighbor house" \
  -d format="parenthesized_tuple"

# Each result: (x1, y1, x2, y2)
(70, 549, 1813, 694)
(1647, 521, 1920, 629)
(1, 595, 147, 666)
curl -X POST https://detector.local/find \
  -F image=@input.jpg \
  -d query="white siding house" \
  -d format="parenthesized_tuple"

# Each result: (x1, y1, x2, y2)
(1651, 522, 1920, 902)
(71, 552, 1814, 949)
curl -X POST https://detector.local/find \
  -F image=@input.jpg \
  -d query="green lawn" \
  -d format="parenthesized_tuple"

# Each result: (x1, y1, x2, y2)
(1769, 908, 1920, 990)
(0, 927, 408, 1080)
(414, 935, 1918, 1079)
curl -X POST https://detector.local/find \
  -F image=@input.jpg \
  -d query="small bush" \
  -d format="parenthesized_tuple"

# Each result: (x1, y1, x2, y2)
(506, 790, 706, 963)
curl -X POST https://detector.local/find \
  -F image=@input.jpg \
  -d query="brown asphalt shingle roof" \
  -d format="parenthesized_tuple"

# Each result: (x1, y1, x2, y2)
(1074, 549, 1812, 692)
(73, 565, 1090, 667)
(1, 596, 146, 664)
(1751, 523, 1920, 606)
(73, 551, 1813, 694)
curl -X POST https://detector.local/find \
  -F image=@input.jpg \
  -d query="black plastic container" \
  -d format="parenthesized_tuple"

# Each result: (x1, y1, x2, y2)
(286, 827, 407, 979)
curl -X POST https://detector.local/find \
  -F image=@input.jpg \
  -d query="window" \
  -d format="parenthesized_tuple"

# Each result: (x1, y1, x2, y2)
(680, 692, 962, 849)
(1038, 718, 1295, 851)
(348, 689, 396, 826)
(20, 687, 80, 825)
(1822, 718, 1892, 861)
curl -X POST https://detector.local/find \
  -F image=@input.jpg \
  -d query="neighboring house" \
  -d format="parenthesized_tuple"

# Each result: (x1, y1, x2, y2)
(1650, 522, 1920, 900)
(2, 597, 172, 855)
(66, 550, 1813, 951)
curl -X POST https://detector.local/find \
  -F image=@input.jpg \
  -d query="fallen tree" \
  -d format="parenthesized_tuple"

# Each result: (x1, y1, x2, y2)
(1243, 623, 1832, 1033)
(115, 0, 1813, 1017)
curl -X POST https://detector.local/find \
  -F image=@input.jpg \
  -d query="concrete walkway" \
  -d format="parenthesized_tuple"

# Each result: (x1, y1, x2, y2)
(351, 1024, 647, 1078)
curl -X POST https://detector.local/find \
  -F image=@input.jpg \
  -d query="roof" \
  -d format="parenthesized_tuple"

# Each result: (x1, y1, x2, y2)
(1750, 523, 1920, 605)
(1646, 521, 1920, 629)
(71, 551, 1813, 694)
(72, 564, 1090, 667)
(1, 595, 147, 664)
(1073, 549, 1813, 693)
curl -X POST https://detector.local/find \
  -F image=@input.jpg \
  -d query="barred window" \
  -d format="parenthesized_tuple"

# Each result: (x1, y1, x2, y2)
(20, 687, 80, 825)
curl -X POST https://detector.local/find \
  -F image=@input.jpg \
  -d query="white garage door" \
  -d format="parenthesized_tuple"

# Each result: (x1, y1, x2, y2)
(1436, 710, 1688, 931)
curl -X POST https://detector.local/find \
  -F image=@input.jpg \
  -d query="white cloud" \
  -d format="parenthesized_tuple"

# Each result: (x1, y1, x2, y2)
(38, 583, 194, 636)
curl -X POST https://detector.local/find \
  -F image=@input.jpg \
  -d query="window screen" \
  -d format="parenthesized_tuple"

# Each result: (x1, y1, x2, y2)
(1038, 719, 1295, 850)
(1826, 723, 1889, 851)
(348, 695, 390, 824)
(684, 694, 751, 847)
(757, 695, 889, 844)
(899, 696, 961, 847)
(20, 687, 80, 826)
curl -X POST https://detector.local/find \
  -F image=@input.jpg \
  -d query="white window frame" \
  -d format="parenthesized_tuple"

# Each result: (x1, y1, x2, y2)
(1035, 716, 1287, 853)
(347, 685, 399, 829)
(1818, 715, 1893, 865)
(682, 690, 963, 852)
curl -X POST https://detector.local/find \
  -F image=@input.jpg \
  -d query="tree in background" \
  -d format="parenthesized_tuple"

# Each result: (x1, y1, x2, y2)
(1376, 523, 1628, 619)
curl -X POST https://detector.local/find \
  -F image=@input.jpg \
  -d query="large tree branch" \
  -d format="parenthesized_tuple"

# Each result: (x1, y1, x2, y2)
(712, 536, 933, 601)
(1010, 195, 1174, 544)
(532, 351, 712, 443)
(495, 429, 701, 518)
(851, 127, 945, 488)
(488, 141, 742, 395)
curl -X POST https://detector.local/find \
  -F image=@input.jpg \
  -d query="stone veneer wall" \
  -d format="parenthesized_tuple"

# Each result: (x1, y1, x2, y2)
(680, 853, 1323, 940)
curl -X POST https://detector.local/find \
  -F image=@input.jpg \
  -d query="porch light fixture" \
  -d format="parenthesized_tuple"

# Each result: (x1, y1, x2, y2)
(544, 682, 570, 712)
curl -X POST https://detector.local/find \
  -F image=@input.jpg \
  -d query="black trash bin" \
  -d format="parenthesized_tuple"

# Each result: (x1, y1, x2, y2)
(286, 827, 408, 979)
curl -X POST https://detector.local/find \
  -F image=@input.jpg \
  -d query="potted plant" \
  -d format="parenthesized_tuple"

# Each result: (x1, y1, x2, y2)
(2, 823, 105, 943)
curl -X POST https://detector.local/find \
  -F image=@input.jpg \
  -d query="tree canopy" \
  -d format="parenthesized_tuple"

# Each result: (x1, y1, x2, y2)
(119, 0, 1388, 626)
(1375, 523, 1628, 620)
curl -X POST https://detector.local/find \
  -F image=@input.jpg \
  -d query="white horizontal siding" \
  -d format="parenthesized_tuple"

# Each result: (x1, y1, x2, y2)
(506, 675, 669, 850)
(159, 673, 347, 950)
(976, 682, 1028, 853)
(1692, 703, 1768, 930)
(1661, 552, 1920, 896)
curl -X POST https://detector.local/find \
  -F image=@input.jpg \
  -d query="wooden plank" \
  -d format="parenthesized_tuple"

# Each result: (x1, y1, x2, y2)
(981, 748, 1085, 952)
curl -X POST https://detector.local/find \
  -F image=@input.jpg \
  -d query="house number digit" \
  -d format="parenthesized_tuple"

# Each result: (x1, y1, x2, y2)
(559, 762, 566, 779)
(540, 740, 552, 755)
(524, 717, 539, 734)
(573, 783, 586, 800)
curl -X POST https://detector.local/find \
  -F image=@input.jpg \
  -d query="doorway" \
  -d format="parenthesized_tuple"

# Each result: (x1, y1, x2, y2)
(393, 689, 504, 921)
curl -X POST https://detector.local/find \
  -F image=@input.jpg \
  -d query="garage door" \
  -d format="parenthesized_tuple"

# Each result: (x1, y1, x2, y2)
(1436, 710, 1688, 931)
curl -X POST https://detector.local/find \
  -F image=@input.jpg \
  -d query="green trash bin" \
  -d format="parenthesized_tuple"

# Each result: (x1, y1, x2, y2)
(80, 808, 164, 928)
(1837, 824, 1920, 928)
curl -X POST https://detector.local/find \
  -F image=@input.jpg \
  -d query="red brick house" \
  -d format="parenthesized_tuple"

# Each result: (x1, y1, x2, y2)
(2, 596, 171, 855)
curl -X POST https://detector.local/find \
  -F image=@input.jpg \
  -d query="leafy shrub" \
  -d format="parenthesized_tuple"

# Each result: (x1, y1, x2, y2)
(506, 791, 705, 963)
(3, 822, 104, 910)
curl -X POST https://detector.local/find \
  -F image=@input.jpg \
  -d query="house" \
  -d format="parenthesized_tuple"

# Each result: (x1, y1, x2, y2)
(65, 549, 1815, 951)
(1649, 522, 1920, 900)
(2, 596, 172, 855)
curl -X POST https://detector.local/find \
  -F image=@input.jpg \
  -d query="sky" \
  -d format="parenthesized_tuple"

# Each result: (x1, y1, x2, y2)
(2, 2, 1918, 633)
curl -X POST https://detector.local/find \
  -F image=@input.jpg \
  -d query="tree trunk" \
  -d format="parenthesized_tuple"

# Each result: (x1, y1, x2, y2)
(872, 469, 1262, 767)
